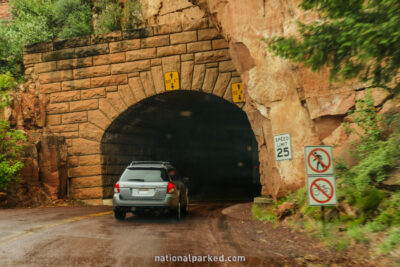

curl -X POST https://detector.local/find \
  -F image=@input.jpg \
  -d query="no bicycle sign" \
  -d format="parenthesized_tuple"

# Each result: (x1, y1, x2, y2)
(307, 176, 337, 206)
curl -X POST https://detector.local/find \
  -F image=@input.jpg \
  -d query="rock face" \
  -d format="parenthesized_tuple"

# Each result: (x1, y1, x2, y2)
(139, 0, 397, 198)
(0, 0, 9, 21)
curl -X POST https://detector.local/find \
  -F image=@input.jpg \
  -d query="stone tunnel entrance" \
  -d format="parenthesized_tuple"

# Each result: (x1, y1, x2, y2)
(101, 91, 260, 201)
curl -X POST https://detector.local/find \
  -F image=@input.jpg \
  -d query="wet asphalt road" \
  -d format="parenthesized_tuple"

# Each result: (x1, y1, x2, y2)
(0, 203, 263, 267)
(0, 203, 371, 267)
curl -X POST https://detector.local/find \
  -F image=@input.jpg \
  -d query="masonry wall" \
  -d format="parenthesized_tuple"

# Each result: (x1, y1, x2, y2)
(23, 18, 243, 204)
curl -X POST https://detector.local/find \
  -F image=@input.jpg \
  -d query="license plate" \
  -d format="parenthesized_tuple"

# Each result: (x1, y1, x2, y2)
(138, 188, 150, 192)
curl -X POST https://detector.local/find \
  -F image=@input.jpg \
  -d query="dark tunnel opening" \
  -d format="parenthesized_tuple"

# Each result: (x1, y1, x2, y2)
(101, 91, 260, 201)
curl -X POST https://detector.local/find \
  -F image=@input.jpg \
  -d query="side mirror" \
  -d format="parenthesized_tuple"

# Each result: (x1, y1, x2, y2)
(183, 177, 190, 184)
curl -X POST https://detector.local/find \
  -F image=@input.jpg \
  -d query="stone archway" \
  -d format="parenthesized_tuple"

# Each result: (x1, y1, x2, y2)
(23, 19, 246, 204)
(101, 90, 260, 200)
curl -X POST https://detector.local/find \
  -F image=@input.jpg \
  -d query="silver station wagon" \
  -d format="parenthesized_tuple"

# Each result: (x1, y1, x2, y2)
(113, 161, 189, 220)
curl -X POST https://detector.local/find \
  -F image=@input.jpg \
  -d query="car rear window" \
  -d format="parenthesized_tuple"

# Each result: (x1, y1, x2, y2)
(120, 168, 168, 182)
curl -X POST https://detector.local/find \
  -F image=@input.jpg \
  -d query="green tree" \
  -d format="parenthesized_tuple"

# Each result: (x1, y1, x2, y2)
(0, 73, 26, 190)
(267, 0, 400, 91)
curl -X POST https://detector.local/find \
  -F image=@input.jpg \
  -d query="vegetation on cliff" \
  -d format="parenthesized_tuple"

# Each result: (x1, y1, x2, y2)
(261, 0, 400, 255)
(0, 72, 26, 190)
(267, 0, 400, 92)
(0, 0, 142, 77)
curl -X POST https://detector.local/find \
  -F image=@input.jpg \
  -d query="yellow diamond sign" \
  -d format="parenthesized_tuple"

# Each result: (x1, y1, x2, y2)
(164, 72, 180, 91)
(232, 82, 244, 103)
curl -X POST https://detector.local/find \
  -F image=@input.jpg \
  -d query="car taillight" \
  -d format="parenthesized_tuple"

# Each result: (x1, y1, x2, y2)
(167, 182, 175, 193)
(114, 182, 120, 193)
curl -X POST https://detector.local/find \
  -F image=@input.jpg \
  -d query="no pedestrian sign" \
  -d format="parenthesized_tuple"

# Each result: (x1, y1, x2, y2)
(304, 146, 334, 175)
(307, 176, 337, 206)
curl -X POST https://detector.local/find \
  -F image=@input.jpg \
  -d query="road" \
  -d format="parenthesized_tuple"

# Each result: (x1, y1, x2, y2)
(0, 202, 372, 266)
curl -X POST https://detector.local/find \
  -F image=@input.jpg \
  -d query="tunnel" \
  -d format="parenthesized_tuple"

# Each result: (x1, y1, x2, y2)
(101, 91, 260, 201)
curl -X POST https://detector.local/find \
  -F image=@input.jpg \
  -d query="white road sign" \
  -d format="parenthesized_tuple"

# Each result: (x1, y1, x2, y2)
(304, 146, 334, 175)
(274, 133, 292, 161)
(307, 176, 337, 206)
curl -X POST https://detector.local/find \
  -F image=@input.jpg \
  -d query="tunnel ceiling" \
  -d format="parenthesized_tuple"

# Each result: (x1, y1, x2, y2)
(102, 91, 260, 200)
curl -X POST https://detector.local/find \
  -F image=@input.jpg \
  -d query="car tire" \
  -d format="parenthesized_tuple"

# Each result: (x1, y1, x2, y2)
(114, 209, 126, 220)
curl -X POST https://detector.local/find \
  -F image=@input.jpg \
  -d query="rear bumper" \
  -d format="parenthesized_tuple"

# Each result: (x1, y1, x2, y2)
(113, 193, 179, 209)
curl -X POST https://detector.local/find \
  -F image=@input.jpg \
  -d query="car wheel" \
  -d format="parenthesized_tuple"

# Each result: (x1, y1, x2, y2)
(114, 209, 126, 220)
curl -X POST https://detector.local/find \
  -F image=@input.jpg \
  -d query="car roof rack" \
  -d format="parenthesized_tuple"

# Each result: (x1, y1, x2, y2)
(129, 161, 171, 166)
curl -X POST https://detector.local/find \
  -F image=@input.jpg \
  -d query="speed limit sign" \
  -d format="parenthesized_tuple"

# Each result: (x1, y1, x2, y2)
(274, 133, 292, 161)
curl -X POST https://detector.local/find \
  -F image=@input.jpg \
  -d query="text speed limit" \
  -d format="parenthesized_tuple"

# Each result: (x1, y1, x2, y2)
(274, 133, 292, 161)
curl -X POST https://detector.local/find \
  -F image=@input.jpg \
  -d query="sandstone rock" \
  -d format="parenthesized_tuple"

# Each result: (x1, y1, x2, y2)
(306, 92, 355, 119)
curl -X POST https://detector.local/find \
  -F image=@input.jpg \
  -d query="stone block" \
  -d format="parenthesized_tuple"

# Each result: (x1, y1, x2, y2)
(49, 124, 79, 133)
(47, 114, 61, 125)
(40, 83, 61, 94)
(141, 35, 169, 48)
(140, 71, 156, 96)
(53, 37, 90, 50)
(79, 123, 103, 142)
(219, 60, 236, 72)
(50, 91, 80, 103)
(111, 60, 150, 74)
(93, 53, 125, 65)
(99, 98, 119, 120)
(213, 72, 231, 97)
(62, 111, 87, 124)
(68, 156, 79, 167)
(170, 31, 197, 45)
(198, 28, 221, 41)
(181, 54, 194, 61)
(122, 28, 152, 40)
(187, 41, 211, 53)
(128, 77, 146, 102)
(110, 39, 140, 53)
(43, 48, 75, 61)
(162, 55, 181, 73)
(91, 74, 128, 88)
(106, 86, 118, 92)
(91, 31, 122, 45)
(73, 65, 110, 79)
(35, 61, 57, 73)
(71, 187, 103, 199)
(202, 68, 218, 92)
(157, 44, 186, 57)
(195, 50, 230, 64)
(70, 99, 99, 112)
(71, 138, 101, 156)
(151, 66, 165, 94)
(126, 48, 156, 61)
(23, 53, 42, 65)
(70, 176, 102, 188)
(39, 70, 73, 84)
(70, 165, 102, 178)
(80, 155, 103, 166)
(206, 63, 218, 68)
(63, 131, 79, 139)
(118, 84, 136, 106)
(192, 64, 206, 90)
(57, 57, 92, 70)
(212, 39, 229, 49)
(106, 92, 128, 114)
(88, 110, 111, 130)
(62, 79, 91, 91)
(82, 88, 106, 99)
(24, 42, 53, 53)
(74, 44, 109, 58)
(47, 103, 69, 114)
(151, 58, 162, 66)
(181, 61, 194, 90)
